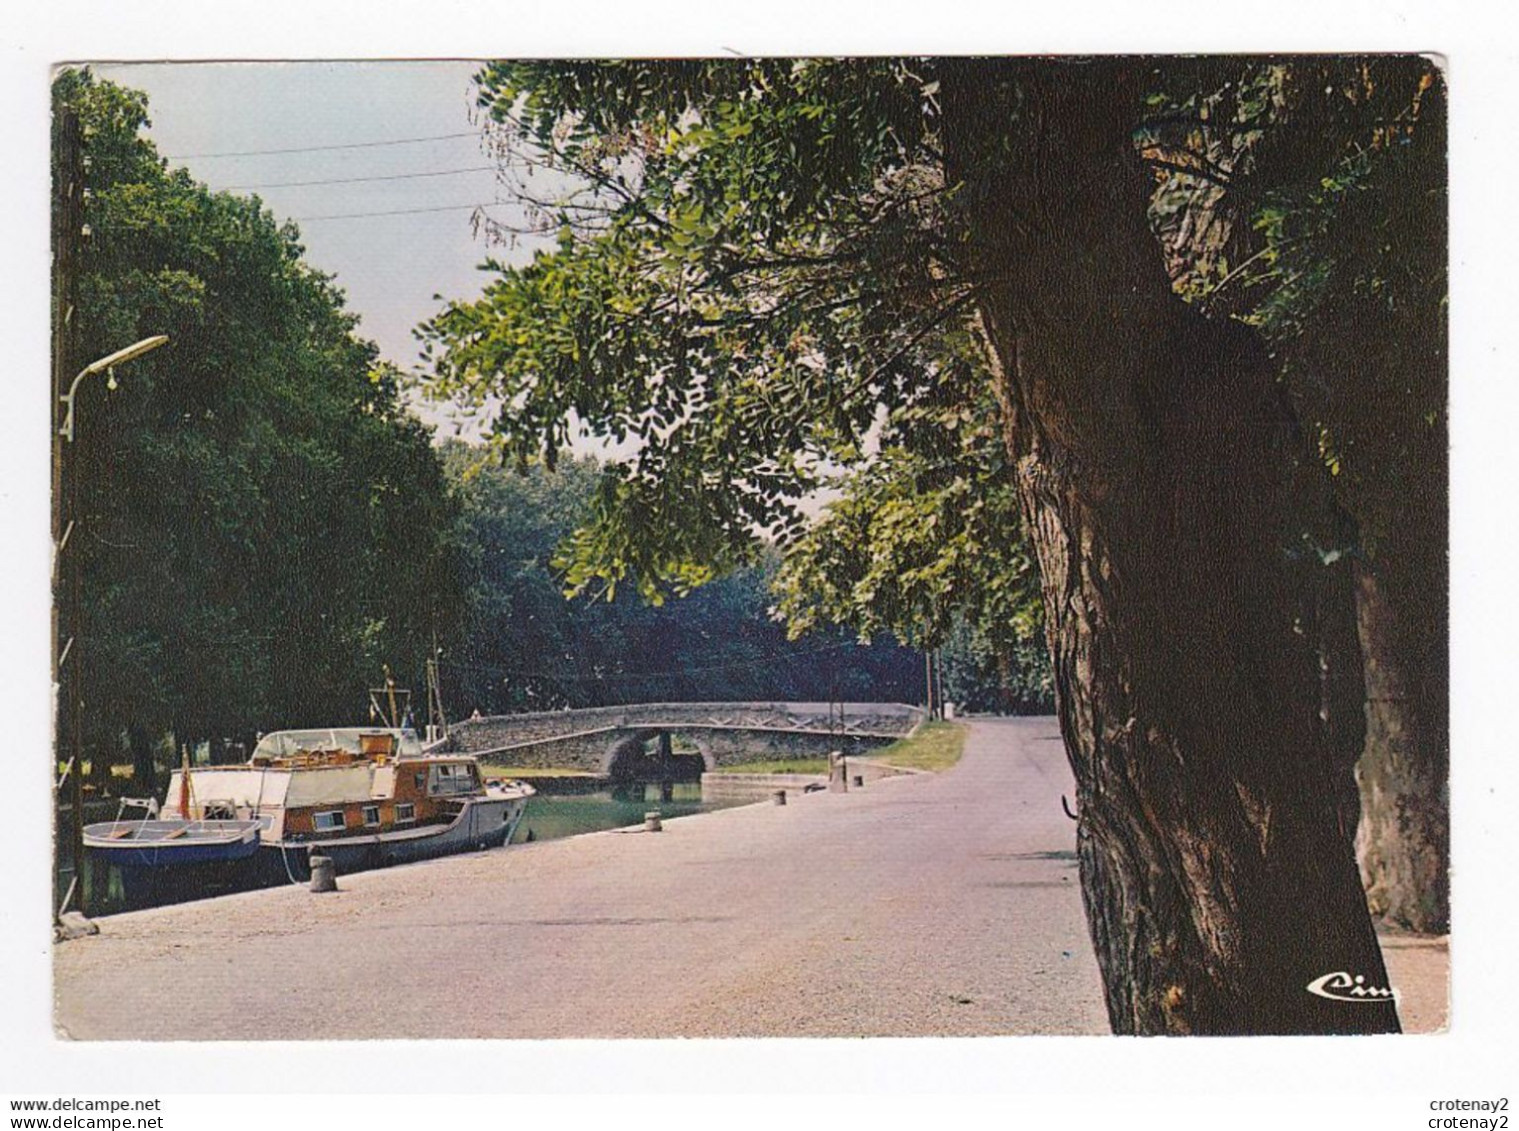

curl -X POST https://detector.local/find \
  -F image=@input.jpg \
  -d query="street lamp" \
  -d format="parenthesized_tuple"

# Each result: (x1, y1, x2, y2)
(59, 334, 168, 443)
(54, 333, 168, 923)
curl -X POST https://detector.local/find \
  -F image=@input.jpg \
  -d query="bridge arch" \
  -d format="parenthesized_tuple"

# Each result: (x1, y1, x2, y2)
(447, 702, 923, 775)
(601, 728, 714, 782)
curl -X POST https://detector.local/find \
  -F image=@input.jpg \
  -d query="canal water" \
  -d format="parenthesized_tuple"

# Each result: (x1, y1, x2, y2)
(511, 778, 742, 844)
(81, 777, 745, 916)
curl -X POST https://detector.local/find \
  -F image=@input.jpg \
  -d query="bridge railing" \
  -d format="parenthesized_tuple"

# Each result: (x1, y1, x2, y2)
(448, 701, 924, 753)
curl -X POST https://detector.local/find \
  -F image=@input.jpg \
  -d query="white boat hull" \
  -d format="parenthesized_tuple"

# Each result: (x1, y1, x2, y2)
(261, 792, 530, 877)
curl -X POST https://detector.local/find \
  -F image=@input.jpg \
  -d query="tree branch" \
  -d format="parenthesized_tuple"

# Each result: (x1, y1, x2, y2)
(1143, 154, 1237, 193)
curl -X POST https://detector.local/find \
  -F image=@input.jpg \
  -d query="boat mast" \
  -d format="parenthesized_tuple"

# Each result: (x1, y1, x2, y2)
(384, 665, 401, 730)
(368, 668, 414, 732)
(178, 747, 194, 821)
(426, 649, 449, 740)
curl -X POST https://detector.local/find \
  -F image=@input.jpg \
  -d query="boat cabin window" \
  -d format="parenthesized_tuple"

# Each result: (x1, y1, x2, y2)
(395, 803, 416, 824)
(313, 810, 347, 832)
(428, 762, 478, 796)
(359, 733, 396, 758)
(362, 805, 381, 828)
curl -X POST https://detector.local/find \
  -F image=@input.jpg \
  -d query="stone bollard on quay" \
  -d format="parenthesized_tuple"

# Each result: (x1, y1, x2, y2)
(644, 811, 663, 832)
(772, 789, 787, 806)
(828, 749, 848, 793)
(309, 854, 338, 893)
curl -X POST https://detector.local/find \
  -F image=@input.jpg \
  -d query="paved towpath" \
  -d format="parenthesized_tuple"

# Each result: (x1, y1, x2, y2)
(56, 717, 1109, 1040)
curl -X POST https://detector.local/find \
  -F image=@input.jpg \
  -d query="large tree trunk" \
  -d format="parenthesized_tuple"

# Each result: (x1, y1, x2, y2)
(1311, 67, 1447, 934)
(1354, 561, 1449, 933)
(942, 59, 1397, 1034)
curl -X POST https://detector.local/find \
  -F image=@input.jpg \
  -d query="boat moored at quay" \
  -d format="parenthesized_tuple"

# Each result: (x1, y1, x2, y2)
(83, 806, 263, 868)
(159, 726, 534, 880)
(83, 756, 263, 872)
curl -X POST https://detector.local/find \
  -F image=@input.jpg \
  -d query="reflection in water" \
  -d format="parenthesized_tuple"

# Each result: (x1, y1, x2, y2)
(87, 854, 276, 915)
(512, 780, 740, 844)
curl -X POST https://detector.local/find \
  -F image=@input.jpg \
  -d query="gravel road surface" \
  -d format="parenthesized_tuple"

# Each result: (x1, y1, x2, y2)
(55, 717, 1108, 1040)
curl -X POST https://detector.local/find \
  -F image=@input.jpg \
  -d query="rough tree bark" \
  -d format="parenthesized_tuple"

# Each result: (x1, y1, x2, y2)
(1354, 560, 1449, 933)
(941, 59, 1398, 1034)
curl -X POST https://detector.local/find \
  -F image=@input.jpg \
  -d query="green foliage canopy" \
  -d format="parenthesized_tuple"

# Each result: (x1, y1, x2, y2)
(416, 60, 1071, 708)
(420, 61, 962, 602)
(418, 57, 1442, 721)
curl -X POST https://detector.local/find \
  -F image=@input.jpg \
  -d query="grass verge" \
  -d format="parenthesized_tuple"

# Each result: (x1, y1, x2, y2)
(709, 758, 831, 775)
(864, 721, 967, 772)
(480, 765, 603, 779)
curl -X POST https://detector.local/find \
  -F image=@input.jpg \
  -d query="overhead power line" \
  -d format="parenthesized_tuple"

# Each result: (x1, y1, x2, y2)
(292, 200, 509, 222)
(165, 130, 481, 160)
(225, 164, 497, 191)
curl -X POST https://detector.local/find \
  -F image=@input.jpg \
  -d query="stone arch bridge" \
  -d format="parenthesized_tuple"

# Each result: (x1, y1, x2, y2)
(443, 701, 923, 780)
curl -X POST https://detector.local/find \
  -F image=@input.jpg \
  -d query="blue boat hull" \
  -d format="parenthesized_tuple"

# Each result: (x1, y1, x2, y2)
(83, 820, 262, 869)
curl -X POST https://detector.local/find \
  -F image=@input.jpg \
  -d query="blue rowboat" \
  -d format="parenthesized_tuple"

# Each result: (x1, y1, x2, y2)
(83, 817, 262, 868)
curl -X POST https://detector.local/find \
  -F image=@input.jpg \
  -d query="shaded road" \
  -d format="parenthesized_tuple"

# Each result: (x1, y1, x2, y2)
(56, 717, 1108, 1039)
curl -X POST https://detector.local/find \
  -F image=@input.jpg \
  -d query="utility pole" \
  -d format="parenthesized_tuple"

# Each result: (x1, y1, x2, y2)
(52, 104, 84, 921)
(827, 658, 841, 738)
(426, 647, 449, 741)
(52, 102, 170, 922)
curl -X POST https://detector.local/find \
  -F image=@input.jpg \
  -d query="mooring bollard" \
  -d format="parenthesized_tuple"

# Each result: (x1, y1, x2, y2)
(853, 775, 864, 788)
(309, 854, 338, 893)
(772, 789, 787, 806)
(644, 811, 663, 832)
(828, 749, 848, 793)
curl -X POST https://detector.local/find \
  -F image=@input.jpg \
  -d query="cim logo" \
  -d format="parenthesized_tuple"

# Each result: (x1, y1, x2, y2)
(1306, 971, 1399, 1004)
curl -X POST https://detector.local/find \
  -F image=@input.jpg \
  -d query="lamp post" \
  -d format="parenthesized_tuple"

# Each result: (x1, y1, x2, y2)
(59, 335, 168, 443)
(54, 334, 169, 922)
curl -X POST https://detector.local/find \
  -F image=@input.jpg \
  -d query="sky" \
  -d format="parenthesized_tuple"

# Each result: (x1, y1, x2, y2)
(92, 60, 553, 436)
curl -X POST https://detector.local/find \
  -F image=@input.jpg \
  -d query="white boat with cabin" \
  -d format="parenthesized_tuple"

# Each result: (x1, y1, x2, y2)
(159, 726, 534, 878)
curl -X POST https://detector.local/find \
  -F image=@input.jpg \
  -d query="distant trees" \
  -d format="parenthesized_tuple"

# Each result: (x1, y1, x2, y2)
(54, 69, 462, 783)
(437, 441, 923, 714)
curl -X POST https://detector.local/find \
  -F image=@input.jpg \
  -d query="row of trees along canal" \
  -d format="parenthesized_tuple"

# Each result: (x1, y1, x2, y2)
(415, 58, 1447, 1035)
(50, 71, 1038, 855)
(54, 58, 1446, 1036)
